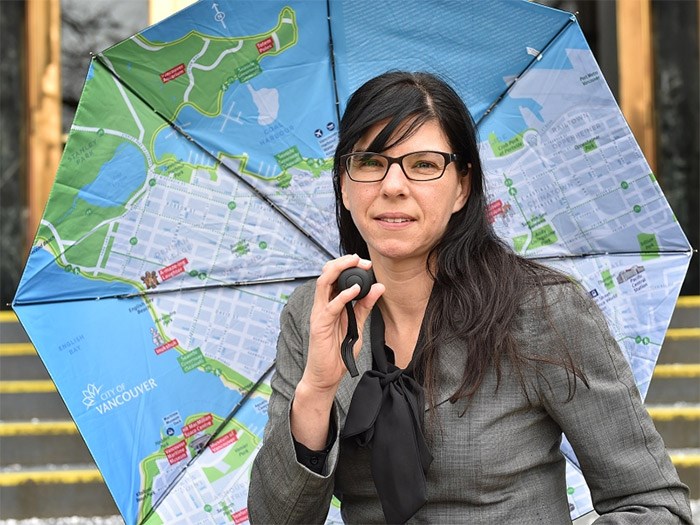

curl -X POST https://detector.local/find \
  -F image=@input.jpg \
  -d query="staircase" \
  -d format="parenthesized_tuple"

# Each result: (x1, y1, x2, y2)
(0, 300, 698, 521)
(0, 310, 119, 520)
(645, 295, 700, 498)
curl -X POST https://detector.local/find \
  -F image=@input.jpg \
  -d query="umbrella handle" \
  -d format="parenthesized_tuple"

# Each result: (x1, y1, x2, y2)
(342, 302, 360, 377)
(337, 267, 374, 378)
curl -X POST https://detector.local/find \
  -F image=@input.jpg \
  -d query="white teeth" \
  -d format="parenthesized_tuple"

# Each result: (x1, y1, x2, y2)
(382, 218, 410, 223)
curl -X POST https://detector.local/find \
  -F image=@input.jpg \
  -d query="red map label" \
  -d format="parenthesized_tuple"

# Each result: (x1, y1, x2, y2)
(256, 38, 274, 54)
(232, 508, 249, 525)
(182, 414, 213, 438)
(164, 440, 188, 464)
(210, 429, 238, 453)
(160, 64, 186, 83)
(159, 258, 188, 281)
(155, 339, 179, 355)
(487, 199, 503, 223)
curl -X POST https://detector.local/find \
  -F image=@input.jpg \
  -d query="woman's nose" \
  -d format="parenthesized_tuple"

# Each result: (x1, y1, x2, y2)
(380, 162, 409, 195)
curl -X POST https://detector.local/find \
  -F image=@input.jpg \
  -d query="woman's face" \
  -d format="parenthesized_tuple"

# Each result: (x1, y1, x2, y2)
(341, 119, 471, 266)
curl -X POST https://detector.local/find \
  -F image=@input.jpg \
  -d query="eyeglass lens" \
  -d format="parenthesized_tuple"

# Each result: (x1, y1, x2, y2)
(346, 151, 448, 181)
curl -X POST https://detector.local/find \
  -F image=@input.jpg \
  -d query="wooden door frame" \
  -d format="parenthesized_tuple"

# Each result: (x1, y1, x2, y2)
(25, 0, 62, 251)
(616, 0, 657, 174)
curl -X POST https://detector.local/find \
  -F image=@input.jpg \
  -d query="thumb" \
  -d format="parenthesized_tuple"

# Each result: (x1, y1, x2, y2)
(352, 282, 385, 336)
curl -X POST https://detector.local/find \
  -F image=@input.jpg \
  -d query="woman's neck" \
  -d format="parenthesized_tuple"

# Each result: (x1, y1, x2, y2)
(371, 257, 433, 326)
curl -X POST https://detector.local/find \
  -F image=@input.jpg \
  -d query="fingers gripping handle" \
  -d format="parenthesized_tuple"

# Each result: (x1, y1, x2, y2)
(342, 303, 360, 377)
(337, 268, 374, 378)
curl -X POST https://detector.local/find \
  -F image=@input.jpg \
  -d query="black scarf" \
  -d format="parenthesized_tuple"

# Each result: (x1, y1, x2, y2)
(341, 306, 433, 524)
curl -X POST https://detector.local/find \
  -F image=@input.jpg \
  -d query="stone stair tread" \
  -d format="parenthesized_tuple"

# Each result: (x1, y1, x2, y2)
(667, 449, 700, 465)
(0, 463, 98, 472)
(0, 464, 103, 486)
(0, 420, 78, 436)
(0, 517, 124, 525)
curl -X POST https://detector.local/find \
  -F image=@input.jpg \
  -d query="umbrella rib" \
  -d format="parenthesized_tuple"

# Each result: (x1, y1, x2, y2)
(326, 0, 342, 125)
(12, 250, 694, 307)
(139, 361, 277, 524)
(526, 249, 694, 261)
(475, 15, 576, 127)
(92, 53, 336, 260)
(11, 276, 318, 307)
(13, 248, 698, 306)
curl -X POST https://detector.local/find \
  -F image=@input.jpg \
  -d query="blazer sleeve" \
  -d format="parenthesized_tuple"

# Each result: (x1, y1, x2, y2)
(248, 283, 341, 524)
(531, 285, 692, 524)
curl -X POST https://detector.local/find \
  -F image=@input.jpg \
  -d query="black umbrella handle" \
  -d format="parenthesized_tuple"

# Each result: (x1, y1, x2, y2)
(337, 268, 374, 377)
(341, 302, 360, 377)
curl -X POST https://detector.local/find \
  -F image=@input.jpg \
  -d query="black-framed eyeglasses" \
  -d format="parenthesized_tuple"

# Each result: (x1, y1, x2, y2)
(341, 150, 460, 182)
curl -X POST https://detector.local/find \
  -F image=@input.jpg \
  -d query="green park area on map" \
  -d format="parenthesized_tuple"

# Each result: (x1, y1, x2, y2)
(37, 6, 297, 270)
(137, 413, 260, 522)
(37, 5, 336, 285)
(109, 7, 297, 119)
(488, 131, 525, 158)
(638, 233, 660, 260)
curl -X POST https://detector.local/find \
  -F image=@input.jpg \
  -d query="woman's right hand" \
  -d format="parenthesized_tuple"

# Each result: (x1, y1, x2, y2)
(300, 254, 385, 396)
(291, 255, 384, 450)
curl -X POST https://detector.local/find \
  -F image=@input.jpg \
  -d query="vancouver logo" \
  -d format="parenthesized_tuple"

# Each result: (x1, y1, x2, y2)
(82, 383, 102, 409)
(82, 379, 159, 414)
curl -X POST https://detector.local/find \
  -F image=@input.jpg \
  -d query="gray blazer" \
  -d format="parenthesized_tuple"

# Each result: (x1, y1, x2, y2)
(248, 280, 692, 524)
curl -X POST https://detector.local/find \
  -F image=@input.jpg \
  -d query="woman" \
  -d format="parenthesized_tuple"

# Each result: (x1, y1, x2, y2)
(248, 72, 692, 524)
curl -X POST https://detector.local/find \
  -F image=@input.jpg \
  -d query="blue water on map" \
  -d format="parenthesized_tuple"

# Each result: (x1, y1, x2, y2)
(153, 126, 216, 169)
(78, 142, 147, 207)
(477, 23, 590, 144)
(144, 2, 337, 176)
(85, 61, 95, 82)
(480, 96, 545, 144)
(172, 67, 336, 172)
(141, 1, 314, 50)
(14, 246, 136, 303)
(14, 253, 267, 520)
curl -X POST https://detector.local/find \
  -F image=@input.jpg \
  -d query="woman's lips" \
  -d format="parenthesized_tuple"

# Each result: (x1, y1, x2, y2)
(374, 214, 415, 227)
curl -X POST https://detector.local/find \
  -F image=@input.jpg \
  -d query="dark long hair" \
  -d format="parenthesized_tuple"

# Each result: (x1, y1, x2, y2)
(333, 71, 585, 407)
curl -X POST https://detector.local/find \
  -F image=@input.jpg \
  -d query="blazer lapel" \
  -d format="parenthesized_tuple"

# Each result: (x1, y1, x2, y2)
(426, 337, 468, 411)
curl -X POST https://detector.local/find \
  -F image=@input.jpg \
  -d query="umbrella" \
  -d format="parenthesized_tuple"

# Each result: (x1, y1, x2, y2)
(12, 1, 692, 524)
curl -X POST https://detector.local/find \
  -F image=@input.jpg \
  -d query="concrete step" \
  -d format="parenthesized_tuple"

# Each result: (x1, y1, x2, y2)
(646, 405, 700, 449)
(0, 465, 119, 519)
(0, 311, 30, 343)
(660, 297, 700, 363)
(0, 344, 51, 380)
(646, 364, 700, 404)
(0, 421, 95, 467)
(0, 381, 71, 420)
(646, 377, 700, 404)
(657, 331, 700, 364)
(667, 449, 700, 500)
(670, 296, 700, 328)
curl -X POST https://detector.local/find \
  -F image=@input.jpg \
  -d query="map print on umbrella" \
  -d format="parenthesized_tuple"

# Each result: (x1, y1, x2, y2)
(14, 3, 340, 523)
(101, 5, 339, 255)
(477, 19, 691, 516)
(12, 1, 692, 524)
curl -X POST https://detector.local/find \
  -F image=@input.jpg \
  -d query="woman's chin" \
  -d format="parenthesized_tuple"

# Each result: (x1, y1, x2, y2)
(368, 243, 428, 265)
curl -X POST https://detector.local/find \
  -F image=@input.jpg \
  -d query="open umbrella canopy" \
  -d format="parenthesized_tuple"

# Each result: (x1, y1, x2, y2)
(13, 1, 692, 524)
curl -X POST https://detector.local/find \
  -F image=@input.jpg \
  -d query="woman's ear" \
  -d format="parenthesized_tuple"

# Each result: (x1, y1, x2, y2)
(452, 163, 472, 213)
(341, 173, 350, 210)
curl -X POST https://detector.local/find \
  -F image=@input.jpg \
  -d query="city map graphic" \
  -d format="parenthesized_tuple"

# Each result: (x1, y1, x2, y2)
(13, 1, 691, 524)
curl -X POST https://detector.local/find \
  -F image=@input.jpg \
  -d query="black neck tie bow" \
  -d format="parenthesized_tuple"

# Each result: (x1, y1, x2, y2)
(341, 306, 433, 524)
